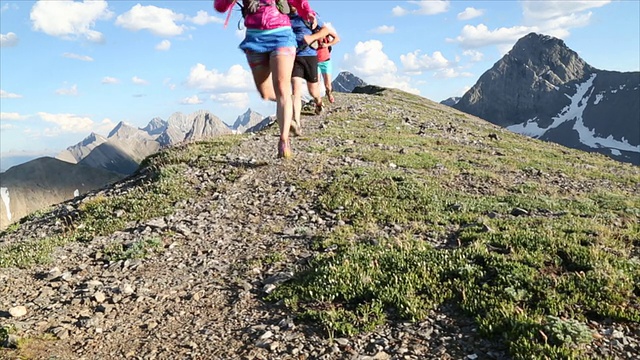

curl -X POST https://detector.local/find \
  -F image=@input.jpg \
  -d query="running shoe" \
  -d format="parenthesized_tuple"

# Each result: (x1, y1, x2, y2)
(315, 101, 324, 115)
(277, 138, 292, 159)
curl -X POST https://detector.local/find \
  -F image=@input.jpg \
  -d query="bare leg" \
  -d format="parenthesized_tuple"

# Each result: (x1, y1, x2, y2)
(249, 65, 276, 102)
(292, 76, 305, 125)
(270, 52, 295, 141)
(323, 72, 334, 102)
(308, 80, 323, 115)
(308, 80, 322, 105)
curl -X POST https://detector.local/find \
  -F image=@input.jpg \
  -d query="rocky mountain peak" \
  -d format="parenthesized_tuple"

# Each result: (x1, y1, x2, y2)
(332, 71, 367, 93)
(231, 108, 264, 132)
(81, 132, 106, 146)
(142, 117, 168, 137)
(505, 32, 594, 84)
(453, 32, 639, 165)
(107, 121, 135, 138)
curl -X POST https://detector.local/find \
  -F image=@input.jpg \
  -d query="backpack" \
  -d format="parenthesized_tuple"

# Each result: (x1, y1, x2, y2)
(239, 0, 290, 17)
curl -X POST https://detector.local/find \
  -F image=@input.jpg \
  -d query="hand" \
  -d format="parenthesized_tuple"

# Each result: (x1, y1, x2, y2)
(308, 13, 317, 28)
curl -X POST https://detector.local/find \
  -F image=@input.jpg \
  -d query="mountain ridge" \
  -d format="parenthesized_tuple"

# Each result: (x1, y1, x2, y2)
(1, 89, 638, 360)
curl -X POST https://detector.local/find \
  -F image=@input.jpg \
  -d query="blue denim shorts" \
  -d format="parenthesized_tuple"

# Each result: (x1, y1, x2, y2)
(239, 27, 297, 54)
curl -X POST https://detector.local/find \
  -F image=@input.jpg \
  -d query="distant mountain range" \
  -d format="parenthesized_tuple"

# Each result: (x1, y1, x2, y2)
(0, 71, 374, 230)
(453, 32, 639, 165)
(0, 108, 271, 230)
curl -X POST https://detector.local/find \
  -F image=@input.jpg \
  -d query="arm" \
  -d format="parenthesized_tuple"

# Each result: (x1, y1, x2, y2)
(214, 0, 236, 13)
(290, 0, 316, 22)
(324, 28, 340, 47)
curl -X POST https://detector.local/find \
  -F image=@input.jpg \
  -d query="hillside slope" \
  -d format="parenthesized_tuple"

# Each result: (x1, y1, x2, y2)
(0, 157, 123, 230)
(1, 89, 639, 360)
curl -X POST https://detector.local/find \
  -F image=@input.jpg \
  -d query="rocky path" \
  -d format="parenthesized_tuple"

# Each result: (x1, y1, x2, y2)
(2, 93, 638, 360)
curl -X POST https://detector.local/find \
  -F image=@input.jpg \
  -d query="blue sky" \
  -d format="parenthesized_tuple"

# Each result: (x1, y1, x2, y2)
(1, 0, 639, 162)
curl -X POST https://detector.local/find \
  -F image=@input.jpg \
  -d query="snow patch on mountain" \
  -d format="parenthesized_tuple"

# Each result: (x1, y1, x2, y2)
(507, 74, 640, 154)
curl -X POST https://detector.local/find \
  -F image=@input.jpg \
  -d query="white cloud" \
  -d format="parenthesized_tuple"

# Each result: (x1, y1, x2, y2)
(1, 32, 18, 47)
(400, 50, 451, 74)
(371, 25, 396, 34)
(185, 64, 253, 92)
(0, 124, 16, 130)
(116, 4, 186, 37)
(38, 112, 94, 135)
(448, 24, 536, 49)
(450, 1, 613, 49)
(56, 84, 79, 96)
(393, 1, 450, 16)
(180, 95, 203, 105)
(189, 10, 224, 25)
(210, 93, 250, 109)
(156, 40, 171, 51)
(434, 68, 473, 79)
(132, 76, 149, 85)
(522, 0, 611, 21)
(0, 112, 27, 121)
(0, 90, 22, 99)
(457, 7, 484, 21)
(343, 40, 419, 94)
(102, 77, 119, 84)
(63, 52, 94, 61)
(30, 0, 113, 42)
(391, 6, 408, 17)
(463, 49, 484, 62)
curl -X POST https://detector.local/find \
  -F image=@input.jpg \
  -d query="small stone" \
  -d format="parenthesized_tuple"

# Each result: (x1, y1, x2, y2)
(121, 284, 134, 295)
(511, 207, 529, 216)
(94, 292, 106, 303)
(467, 355, 478, 360)
(51, 327, 69, 340)
(3, 334, 20, 348)
(373, 351, 391, 360)
(9, 306, 27, 318)
(334, 338, 349, 346)
(259, 331, 273, 340)
(60, 272, 73, 282)
(48, 267, 62, 280)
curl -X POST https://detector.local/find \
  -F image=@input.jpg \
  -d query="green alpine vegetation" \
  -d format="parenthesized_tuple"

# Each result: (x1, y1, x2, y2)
(1, 89, 638, 359)
(268, 90, 640, 359)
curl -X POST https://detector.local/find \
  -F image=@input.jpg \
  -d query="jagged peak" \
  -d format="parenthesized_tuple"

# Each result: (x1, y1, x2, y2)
(79, 132, 106, 147)
(107, 121, 132, 138)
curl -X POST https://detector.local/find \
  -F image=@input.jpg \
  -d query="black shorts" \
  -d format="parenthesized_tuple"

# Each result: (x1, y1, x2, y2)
(292, 55, 318, 83)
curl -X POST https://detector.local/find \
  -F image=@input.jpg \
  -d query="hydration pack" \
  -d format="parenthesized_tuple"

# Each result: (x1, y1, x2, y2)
(240, 0, 290, 17)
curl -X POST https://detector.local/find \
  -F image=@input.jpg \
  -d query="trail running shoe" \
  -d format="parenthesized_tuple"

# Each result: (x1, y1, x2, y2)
(315, 101, 323, 115)
(277, 138, 292, 159)
(290, 119, 302, 137)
